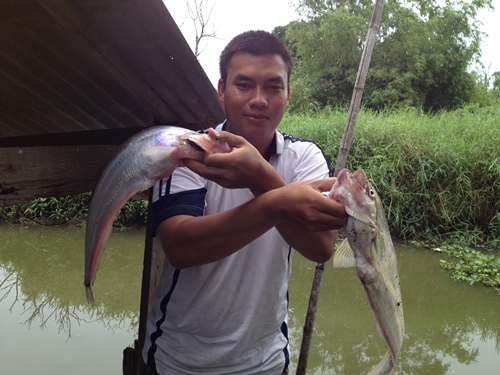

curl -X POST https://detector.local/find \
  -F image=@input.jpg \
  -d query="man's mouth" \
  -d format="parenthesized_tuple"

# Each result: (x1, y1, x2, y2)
(245, 114, 269, 121)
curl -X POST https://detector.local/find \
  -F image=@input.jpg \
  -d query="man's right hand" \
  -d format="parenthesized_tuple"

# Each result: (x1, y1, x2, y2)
(183, 129, 285, 196)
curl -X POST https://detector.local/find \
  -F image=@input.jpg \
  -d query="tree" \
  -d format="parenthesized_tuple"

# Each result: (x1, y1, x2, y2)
(278, 0, 494, 112)
(185, 0, 218, 57)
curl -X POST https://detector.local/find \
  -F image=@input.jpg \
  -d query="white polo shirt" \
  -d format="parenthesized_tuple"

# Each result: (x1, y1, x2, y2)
(143, 123, 330, 375)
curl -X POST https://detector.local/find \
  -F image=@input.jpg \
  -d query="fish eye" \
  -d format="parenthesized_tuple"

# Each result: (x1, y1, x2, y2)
(369, 189, 375, 196)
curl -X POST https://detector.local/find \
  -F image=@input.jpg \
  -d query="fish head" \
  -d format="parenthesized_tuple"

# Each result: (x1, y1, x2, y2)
(329, 168, 377, 227)
(170, 132, 231, 161)
(329, 168, 378, 260)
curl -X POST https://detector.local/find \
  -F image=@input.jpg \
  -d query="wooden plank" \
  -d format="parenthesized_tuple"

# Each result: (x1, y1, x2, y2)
(0, 126, 146, 147)
(0, 144, 117, 206)
(124, 189, 165, 375)
(0, 123, 211, 147)
(123, 341, 140, 375)
(135, 193, 165, 360)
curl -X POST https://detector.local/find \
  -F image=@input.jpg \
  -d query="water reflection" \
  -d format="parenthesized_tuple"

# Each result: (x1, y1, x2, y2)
(0, 223, 143, 375)
(1, 224, 499, 374)
(287, 242, 500, 375)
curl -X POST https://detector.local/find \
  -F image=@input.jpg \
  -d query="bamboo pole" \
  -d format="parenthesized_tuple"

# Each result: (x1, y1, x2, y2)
(295, 1, 385, 374)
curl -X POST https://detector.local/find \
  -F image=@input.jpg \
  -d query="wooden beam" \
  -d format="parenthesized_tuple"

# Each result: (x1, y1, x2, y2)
(0, 127, 146, 147)
(0, 123, 212, 147)
(0, 144, 117, 206)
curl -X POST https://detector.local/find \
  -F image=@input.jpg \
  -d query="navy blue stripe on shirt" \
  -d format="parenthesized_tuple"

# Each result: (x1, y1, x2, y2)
(281, 246, 292, 372)
(147, 268, 181, 372)
(151, 187, 207, 236)
(281, 320, 290, 372)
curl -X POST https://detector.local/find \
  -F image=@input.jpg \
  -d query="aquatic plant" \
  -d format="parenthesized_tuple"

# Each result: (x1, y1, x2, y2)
(439, 245, 500, 288)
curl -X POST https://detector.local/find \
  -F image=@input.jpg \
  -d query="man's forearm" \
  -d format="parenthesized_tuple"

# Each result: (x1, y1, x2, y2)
(276, 223, 337, 263)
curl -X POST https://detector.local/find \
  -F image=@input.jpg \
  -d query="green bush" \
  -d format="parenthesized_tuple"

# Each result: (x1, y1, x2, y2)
(280, 105, 500, 250)
(0, 193, 148, 229)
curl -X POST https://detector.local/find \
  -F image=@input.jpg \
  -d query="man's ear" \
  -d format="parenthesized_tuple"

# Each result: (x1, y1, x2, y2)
(218, 78, 225, 103)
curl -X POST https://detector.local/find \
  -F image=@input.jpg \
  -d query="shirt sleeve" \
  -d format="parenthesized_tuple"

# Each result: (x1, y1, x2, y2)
(150, 167, 207, 236)
(292, 141, 331, 183)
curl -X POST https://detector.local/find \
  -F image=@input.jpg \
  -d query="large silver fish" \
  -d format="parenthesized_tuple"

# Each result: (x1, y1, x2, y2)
(84, 126, 230, 304)
(329, 169, 404, 375)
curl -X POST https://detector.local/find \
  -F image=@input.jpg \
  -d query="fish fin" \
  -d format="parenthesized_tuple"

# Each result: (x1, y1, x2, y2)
(333, 238, 356, 268)
(367, 351, 394, 375)
(86, 286, 95, 306)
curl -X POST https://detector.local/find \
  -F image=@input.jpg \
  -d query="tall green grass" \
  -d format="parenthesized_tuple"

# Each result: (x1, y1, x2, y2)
(280, 105, 500, 250)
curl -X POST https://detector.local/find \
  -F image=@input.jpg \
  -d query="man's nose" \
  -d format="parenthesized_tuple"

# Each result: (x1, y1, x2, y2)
(249, 87, 268, 108)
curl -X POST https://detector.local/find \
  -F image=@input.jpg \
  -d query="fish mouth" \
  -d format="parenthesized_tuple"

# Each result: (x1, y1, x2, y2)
(352, 169, 370, 195)
(185, 133, 230, 154)
(187, 139, 205, 152)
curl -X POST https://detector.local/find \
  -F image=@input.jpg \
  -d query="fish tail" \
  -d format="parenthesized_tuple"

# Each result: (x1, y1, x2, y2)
(86, 285, 95, 306)
(367, 351, 394, 375)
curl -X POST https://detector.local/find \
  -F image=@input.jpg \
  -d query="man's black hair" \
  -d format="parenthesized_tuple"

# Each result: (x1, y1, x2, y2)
(219, 30, 293, 84)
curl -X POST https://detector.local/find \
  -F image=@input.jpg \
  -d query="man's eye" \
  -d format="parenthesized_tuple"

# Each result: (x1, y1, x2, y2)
(236, 83, 250, 89)
(269, 85, 282, 91)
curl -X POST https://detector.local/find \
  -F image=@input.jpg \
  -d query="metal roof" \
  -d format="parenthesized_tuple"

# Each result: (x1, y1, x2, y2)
(0, 0, 225, 146)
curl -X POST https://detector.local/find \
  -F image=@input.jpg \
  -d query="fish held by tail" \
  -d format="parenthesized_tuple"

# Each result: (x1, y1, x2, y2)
(84, 126, 230, 304)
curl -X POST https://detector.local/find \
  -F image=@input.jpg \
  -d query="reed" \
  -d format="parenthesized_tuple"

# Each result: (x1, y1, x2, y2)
(2, 105, 499, 249)
(280, 105, 500, 250)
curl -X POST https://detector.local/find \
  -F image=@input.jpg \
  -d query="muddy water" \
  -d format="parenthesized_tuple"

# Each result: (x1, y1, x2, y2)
(0, 224, 499, 374)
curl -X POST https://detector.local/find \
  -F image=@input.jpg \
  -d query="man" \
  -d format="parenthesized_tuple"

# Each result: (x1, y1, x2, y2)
(141, 30, 346, 375)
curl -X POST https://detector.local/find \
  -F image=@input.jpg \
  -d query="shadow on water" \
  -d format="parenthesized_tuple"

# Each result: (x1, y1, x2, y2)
(0, 224, 499, 374)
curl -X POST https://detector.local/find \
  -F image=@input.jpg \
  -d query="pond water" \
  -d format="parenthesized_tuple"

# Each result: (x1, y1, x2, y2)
(0, 223, 499, 374)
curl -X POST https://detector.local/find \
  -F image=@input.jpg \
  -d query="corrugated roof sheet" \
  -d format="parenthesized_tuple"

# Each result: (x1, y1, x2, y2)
(0, 0, 225, 144)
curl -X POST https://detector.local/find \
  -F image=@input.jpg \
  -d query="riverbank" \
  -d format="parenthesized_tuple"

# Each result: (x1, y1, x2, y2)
(1, 105, 499, 287)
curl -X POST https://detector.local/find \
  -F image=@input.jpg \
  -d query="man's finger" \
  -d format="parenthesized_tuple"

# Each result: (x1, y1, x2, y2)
(208, 128, 245, 148)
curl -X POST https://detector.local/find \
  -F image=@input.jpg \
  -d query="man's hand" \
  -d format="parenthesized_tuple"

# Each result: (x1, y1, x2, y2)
(274, 178, 347, 232)
(183, 128, 284, 195)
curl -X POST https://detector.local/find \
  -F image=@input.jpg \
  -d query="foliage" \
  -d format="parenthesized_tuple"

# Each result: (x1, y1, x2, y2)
(279, 105, 500, 250)
(0, 194, 91, 226)
(439, 245, 500, 288)
(0, 194, 148, 228)
(276, 0, 494, 112)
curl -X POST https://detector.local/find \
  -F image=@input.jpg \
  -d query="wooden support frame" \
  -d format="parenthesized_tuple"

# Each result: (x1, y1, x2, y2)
(123, 188, 165, 375)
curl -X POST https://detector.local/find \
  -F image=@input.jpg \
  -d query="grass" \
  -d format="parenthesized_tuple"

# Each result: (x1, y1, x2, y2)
(279, 105, 500, 251)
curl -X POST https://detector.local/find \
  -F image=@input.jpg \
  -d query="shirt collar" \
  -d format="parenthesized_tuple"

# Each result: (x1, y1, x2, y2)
(218, 121, 284, 161)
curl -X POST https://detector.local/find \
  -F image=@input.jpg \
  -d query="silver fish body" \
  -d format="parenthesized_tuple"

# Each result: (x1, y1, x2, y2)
(329, 169, 404, 375)
(84, 126, 230, 304)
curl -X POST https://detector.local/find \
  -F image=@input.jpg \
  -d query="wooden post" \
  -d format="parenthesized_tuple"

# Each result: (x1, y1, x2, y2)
(123, 189, 165, 375)
(295, 1, 386, 374)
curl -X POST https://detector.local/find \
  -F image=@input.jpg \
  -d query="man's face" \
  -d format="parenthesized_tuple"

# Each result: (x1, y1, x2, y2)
(218, 52, 290, 150)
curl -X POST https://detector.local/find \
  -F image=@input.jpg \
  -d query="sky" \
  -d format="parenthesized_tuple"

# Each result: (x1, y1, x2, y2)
(164, 0, 500, 88)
